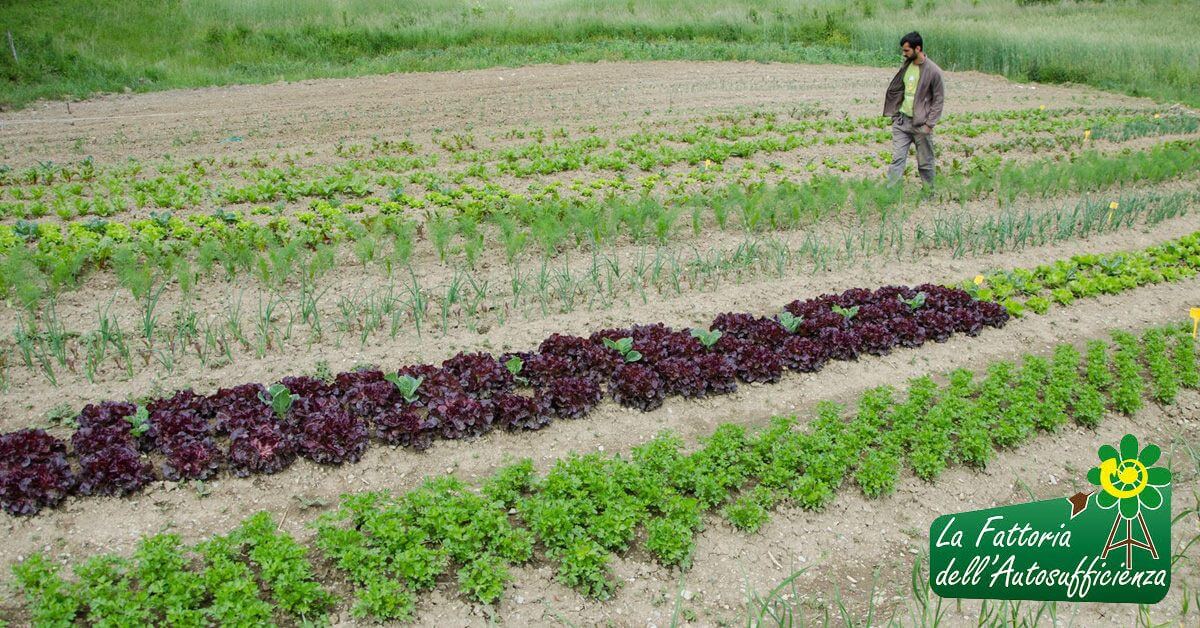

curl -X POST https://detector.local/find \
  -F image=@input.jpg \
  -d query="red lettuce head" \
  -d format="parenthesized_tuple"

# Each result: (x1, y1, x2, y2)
(0, 429, 74, 516)
(229, 422, 297, 476)
(537, 376, 603, 419)
(610, 363, 666, 411)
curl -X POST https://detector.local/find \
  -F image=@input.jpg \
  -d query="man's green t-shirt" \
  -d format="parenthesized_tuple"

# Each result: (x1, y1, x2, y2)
(900, 62, 920, 117)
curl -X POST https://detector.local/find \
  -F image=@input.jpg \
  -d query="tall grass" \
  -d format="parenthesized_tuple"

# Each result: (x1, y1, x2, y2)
(0, 0, 1197, 109)
(853, 0, 1200, 106)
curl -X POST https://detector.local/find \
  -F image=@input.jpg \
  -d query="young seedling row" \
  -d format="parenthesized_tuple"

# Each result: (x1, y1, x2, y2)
(4, 185, 1193, 390)
(2, 135, 1197, 304)
(4, 106, 1189, 225)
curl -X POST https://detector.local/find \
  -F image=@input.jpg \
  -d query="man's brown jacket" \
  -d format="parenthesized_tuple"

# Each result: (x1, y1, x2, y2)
(883, 57, 945, 129)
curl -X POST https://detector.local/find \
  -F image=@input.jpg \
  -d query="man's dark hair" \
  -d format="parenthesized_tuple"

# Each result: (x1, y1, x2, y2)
(900, 31, 923, 51)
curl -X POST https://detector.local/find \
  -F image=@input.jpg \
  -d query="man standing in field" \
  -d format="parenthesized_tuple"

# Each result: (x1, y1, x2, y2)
(883, 31, 944, 190)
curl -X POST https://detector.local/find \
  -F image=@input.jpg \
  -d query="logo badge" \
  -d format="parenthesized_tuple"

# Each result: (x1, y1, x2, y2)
(929, 434, 1171, 603)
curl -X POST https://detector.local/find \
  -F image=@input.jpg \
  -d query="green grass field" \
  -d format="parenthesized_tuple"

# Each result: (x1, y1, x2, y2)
(1, 0, 1198, 109)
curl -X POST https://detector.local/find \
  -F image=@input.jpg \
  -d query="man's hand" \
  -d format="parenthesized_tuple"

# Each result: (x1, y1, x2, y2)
(919, 124, 933, 134)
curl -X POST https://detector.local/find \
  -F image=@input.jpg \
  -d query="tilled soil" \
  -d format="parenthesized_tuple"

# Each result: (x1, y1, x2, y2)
(0, 61, 1151, 166)
(0, 61, 1196, 626)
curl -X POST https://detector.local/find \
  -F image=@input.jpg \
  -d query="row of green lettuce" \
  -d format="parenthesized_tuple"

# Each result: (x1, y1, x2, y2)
(10, 323, 1198, 625)
(4, 106, 1182, 217)
(966, 230, 1200, 318)
(1, 139, 1198, 308)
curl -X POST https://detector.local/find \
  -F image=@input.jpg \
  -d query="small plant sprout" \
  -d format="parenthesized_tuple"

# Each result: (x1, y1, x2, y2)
(45, 403, 78, 429)
(192, 480, 212, 498)
(602, 337, 642, 362)
(125, 405, 151, 437)
(902, 291, 927, 310)
(690, 327, 723, 349)
(831, 304, 859, 321)
(777, 311, 803, 334)
(504, 355, 528, 384)
(263, 383, 299, 419)
(385, 373, 423, 403)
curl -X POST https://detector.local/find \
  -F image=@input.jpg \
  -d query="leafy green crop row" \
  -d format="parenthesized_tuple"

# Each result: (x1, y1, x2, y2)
(4, 106, 1176, 221)
(3, 138, 1198, 311)
(966, 230, 1200, 318)
(12, 324, 1197, 623)
(12, 512, 330, 627)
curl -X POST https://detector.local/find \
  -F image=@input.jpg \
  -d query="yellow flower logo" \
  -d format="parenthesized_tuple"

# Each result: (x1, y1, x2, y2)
(1089, 434, 1170, 520)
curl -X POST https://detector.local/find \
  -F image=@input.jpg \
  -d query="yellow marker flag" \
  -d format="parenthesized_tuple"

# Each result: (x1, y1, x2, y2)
(1192, 307, 1200, 338)
(1084, 129, 1092, 140)
(1039, 105, 1046, 111)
